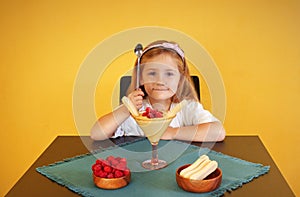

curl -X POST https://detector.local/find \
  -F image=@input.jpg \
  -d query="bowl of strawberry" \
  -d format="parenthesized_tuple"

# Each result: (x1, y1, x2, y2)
(92, 156, 131, 189)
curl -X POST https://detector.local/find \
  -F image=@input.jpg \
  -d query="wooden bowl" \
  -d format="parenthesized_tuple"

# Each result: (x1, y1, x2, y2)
(176, 164, 222, 193)
(93, 172, 131, 190)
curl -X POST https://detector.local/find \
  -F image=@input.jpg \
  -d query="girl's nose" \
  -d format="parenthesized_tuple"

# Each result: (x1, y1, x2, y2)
(156, 73, 166, 86)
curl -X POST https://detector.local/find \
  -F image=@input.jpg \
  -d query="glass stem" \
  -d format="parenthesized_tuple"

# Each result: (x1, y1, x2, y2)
(151, 142, 158, 166)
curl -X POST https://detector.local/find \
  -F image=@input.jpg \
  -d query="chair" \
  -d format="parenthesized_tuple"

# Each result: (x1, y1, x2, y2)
(119, 75, 200, 103)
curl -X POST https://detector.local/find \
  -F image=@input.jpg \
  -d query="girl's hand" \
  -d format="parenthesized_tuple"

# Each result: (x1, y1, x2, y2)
(128, 88, 144, 110)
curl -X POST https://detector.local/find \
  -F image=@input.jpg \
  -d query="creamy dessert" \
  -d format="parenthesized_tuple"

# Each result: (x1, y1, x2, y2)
(133, 107, 175, 143)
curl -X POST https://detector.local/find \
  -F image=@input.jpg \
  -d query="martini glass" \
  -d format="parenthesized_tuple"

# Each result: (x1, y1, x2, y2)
(133, 114, 175, 170)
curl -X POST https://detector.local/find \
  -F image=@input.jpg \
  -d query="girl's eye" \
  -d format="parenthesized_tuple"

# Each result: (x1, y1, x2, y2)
(166, 72, 175, 77)
(147, 71, 156, 76)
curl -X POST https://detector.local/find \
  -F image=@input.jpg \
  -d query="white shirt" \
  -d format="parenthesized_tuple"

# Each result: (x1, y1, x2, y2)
(112, 99, 219, 138)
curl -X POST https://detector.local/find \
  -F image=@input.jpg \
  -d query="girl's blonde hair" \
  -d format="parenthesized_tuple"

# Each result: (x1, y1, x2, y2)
(127, 40, 199, 102)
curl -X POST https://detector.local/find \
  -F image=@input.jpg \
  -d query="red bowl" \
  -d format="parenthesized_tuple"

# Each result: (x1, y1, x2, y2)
(176, 164, 222, 193)
(93, 172, 131, 190)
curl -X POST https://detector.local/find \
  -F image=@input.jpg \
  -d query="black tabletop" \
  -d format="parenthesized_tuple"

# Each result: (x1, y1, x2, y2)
(5, 136, 295, 197)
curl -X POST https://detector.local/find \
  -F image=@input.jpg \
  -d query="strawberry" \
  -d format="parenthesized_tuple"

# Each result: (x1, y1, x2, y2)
(114, 170, 124, 178)
(101, 160, 110, 167)
(155, 111, 163, 118)
(110, 159, 119, 167)
(146, 107, 151, 113)
(115, 163, 126, 170)
(92, 164, 102, 172)
(94, 170, 101, 177)
(103, 166, 112, 173)
(98, 171, 108, 178)
(116, 157, 122, 161)
(96, 159, 104, 165)
(106, 156, 115, 162)
(147, 113, 155, 119)
(119, 158, 127, 164)
(123, 169, 130, 176)
(107, 173, 114, 178)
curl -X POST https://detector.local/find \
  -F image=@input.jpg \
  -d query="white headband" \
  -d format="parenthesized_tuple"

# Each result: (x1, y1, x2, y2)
(141, 42, 185, 61)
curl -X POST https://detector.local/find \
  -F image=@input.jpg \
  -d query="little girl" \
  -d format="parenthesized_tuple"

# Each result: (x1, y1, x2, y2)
(91, 40, 225, 142)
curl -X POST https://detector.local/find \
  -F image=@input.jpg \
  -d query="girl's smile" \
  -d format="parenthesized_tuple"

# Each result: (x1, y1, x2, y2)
(152, 88, 169, 91)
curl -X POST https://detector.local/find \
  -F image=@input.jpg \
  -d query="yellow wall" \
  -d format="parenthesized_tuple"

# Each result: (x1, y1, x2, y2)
(1, 0, 299, 196)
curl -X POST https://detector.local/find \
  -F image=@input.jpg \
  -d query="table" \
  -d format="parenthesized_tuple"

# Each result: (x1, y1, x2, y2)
(6, 136, 295, 197)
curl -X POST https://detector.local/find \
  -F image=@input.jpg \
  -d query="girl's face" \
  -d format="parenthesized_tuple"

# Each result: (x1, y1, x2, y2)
(141, 54, 181, 102)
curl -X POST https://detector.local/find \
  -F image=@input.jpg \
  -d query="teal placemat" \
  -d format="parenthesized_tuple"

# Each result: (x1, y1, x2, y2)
(36, 139, 270, 197)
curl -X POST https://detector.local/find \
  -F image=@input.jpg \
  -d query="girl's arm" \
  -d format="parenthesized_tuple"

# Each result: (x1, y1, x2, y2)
(90, 105, 130, 140)
(90, 89, 145, 141)
(161, 121, 225, 142)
